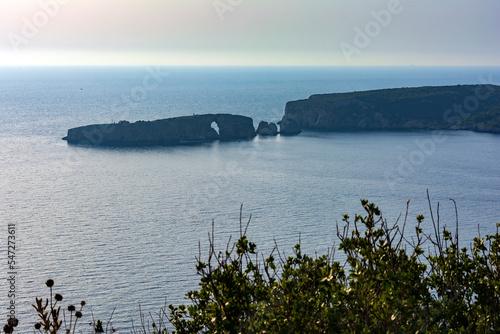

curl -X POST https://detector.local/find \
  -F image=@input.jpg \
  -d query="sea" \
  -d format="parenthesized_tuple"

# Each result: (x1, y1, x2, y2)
(1, 66, 499, 333)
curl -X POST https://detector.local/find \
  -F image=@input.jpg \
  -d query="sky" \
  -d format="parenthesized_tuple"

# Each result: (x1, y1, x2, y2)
(0, 0, 499, 66)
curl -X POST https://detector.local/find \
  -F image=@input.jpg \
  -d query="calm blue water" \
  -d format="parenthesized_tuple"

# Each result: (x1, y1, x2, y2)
(1, 66, 499, 332)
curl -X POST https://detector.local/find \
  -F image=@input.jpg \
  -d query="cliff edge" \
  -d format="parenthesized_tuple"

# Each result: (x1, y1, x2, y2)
(281, 85, 500, 133)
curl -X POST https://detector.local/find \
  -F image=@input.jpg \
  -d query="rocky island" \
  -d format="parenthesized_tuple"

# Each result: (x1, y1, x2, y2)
(280, 84, 500, 134)
(63, 114, 257, 146)
(64, 85, 500, 147)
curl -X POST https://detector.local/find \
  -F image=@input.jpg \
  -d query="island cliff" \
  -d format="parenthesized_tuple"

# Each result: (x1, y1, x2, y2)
(64, 114, 256, 146)
(280, 85, 500, 133)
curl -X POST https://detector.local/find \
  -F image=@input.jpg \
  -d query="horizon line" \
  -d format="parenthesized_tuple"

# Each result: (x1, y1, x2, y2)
(2, 64, 500, 68)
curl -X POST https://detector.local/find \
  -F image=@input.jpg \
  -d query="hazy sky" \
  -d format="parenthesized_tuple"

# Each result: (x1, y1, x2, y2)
(0, 0, 499, 66)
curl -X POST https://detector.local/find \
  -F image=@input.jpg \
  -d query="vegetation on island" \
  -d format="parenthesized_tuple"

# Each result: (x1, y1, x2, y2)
(462, 106, 500, 131)
(4, 197, 500, 333)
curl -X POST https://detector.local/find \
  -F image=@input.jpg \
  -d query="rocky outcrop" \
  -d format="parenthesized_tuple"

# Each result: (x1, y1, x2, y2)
(256, 121, 278, 136)
(282, 85, 500, 133)
(279, 118, 301, 135)
(63, 114, 256, 146)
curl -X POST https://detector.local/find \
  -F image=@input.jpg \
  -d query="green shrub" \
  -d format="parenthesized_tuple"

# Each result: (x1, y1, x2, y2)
(169, 200, 500, 333)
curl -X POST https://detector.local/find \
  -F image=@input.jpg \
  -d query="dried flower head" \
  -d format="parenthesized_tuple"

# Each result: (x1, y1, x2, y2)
(34, 323, 42, 330)
(7, 318, 18, 327)
(75, 311, 83, 318)
(80, 300, 86, 306)
(54, 294, 63, 302)
(45, 279, 54, 288)
(68, 305, 76, 312)
(3, 325, 13, 333)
